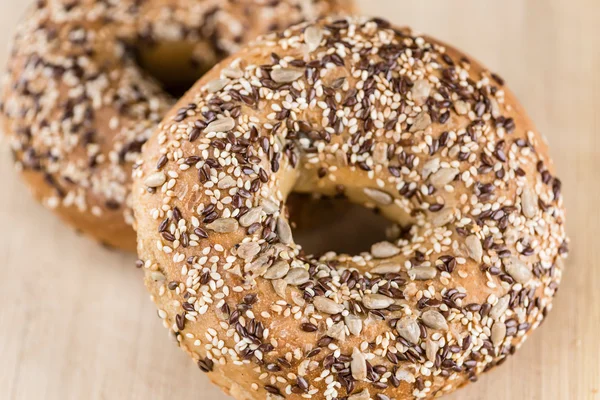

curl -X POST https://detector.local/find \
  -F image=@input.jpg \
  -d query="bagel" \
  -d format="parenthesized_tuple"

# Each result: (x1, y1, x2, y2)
(0, 0, 355, 251)
(133, 16, 568, 400)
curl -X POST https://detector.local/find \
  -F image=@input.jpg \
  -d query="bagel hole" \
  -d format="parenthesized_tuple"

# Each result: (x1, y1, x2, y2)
(134, 41, 217, 98)
(287, 194, 395, 256)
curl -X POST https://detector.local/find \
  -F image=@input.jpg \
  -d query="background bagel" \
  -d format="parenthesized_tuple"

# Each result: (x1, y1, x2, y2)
(0, 0, 355, 251)
(133, 16, 568, 400)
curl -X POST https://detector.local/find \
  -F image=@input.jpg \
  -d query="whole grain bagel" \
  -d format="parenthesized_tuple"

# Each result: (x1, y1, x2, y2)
(133, 16, 568, 400)
(0, 0, 354, 251)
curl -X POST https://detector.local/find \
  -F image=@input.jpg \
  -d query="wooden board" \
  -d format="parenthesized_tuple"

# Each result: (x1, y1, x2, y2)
(0, 1, 598, 399)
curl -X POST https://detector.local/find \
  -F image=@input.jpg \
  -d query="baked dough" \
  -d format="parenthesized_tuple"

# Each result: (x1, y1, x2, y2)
(0, 0, 355, 250)
(133, 16, 568, 399)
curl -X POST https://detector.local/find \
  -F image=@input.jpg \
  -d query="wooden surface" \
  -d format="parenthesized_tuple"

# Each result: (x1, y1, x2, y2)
(1, 1, 598, 399)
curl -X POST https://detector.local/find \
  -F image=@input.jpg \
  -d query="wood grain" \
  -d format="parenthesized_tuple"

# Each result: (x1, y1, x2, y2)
(0, 1, 598, 399)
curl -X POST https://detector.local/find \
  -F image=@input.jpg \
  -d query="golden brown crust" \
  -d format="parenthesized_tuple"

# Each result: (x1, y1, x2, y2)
(17, 167, 135, 249)
(133, 17, 568, 400)
(0, 0, 355, 251)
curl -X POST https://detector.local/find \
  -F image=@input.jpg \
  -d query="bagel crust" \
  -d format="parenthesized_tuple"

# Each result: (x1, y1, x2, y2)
(0, 0, 354, 251)
(133, 17, 568, 399)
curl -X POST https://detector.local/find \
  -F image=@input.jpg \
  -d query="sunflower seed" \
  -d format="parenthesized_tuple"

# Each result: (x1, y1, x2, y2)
(364, 187, 393, 205)
(362, 293, 395, 310)
(276, 218, 293, 244)
(344, 314, 363, 336)
(150, 271, 165, 282)
(204, 78, 228, 93)
(217, 175, 236, 189)
(421, 310, 448, 331)
(291, 291, 305, 307)
(284, 268, 310, 285)
(263, 260, 290, 280)
(313, 296, 345, 314)
(222, 66, 243, 79)
(372, 142, 388, 164)
(421, 158, 440, 179)
(555, 256, 565, 270)
(431, 208, 454, 227)
(271, 279, 288, 298)
(410, 111, 431, 132)
(348, 389, 370, 400)
(521, 186, 538, 219)
(426, 339, 439, 362)
(396, 317, 420, 344)
(371, 241, 400, 258)
(370, 262, 402, 274)
(351, 348, 367, 381)
(505, 256, 532, 284)
(206, 218, 239, 233)
(411, 79, 431, 106)
(260, 198, 279, 214)
(304, 25, 323, 52)
(490, 97, 501, 118)
(408, 267, 437, 281)
(205, 117, 235, 133)
(454, 100, 469, 115)
(237, 242, 260, 260)
(271, 68, 304, 83)
(465, 235, 483, 263)
(335, 149, 348, 166)
(239, 207, 262, 227)
(246, 254, 270, 273)
(430, 167, 459, 187)
(326, 321, 346, 341)
(491, 321, 507, 346)
(144, 172, 166, 188)
(395, 369, 416, 383)
(489, 295, 510, 320)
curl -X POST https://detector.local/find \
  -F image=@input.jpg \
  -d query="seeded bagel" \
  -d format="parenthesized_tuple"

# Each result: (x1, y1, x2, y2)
(133, 16, 568, 400)
(0, 0, 355, 251)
